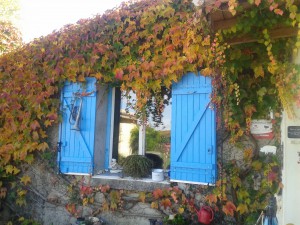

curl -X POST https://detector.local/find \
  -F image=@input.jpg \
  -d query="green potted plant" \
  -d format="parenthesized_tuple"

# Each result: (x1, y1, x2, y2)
(122, 155, 153, 178)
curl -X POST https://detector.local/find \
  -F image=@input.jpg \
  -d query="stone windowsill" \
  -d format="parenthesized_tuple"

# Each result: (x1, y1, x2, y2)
(91, 172, 170, 191)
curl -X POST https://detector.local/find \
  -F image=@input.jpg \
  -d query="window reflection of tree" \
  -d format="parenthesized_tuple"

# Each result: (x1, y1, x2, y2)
(118, 87, 172, 169)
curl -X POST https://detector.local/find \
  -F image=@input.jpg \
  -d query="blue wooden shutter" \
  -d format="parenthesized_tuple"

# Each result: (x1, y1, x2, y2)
(170, 72, 217, 184)
(58, 77, 97, 174)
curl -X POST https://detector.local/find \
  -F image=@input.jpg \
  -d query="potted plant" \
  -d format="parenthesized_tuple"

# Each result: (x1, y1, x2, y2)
(122, 155, 153, 178)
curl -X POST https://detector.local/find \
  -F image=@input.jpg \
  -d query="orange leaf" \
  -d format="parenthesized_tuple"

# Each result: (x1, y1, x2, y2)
(206, 194, 217, 204)
(160, 198, 172, 209)
(151, 201, 159, 209)
(171, 192, 178, 203)
(274, 8, 283, 15)
(254, 0, 261, 6)
(222, 201, 236, 217)
(94, 72, 103, 80)
(153, 188, 163, 199)
(66, 203, 77, 215)
(102, 201, 109, 211)
(30, 120, 40, 131)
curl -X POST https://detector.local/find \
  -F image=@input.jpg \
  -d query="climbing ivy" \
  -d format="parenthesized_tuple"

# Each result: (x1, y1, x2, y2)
(0, 0, 299, 223)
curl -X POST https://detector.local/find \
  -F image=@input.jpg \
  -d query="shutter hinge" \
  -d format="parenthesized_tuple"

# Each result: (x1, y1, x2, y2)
(57, 142, 62, 152)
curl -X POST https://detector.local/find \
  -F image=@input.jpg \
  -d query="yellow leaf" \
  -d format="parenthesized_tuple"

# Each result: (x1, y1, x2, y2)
(252, 160, 262, 171)
(237, 203, 249, 214)
(110, 202, 117, 211)
(89, 197, 94, 204)
(44, 120, 52, 127)
(16, 197, 26, 206)
(17, 190, 27, 197)
(237, 189, 249, 200)
(254, 65, 264, 78)
(5, 165, 14, 174)
(5, 165, 20, 175)
(82, 197, 89, 206)
(13, 167, 20, 175)
(151, 201, 158, 209)
(21, 175, 31, 186)
(178, 207, 184, 214)
(201, 67, 212, 76)
(243, 148, 253, 161)
(139, 192, 146, 203)
(37, 142, 49, 151)
(231, 176, 242, 189)
(102, 202, 109, 211)
(32, 131, 39, 141)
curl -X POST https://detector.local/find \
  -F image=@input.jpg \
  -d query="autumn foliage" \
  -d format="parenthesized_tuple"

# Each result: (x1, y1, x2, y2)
(0, 0, 299, 223)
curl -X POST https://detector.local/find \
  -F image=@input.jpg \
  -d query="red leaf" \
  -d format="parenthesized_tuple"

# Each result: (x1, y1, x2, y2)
(115, 68, 124, 80)
(46, 112, 58, 121)
(267, 171, 277, 182)
(80, 186, 93, 195)
(99, 185, 110, 193)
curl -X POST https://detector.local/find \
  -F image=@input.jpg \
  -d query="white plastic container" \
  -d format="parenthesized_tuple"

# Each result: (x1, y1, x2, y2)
(152, 169, 164, 181)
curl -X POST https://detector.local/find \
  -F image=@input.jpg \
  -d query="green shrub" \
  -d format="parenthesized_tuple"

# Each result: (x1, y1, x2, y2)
(122, 155, 153, 178)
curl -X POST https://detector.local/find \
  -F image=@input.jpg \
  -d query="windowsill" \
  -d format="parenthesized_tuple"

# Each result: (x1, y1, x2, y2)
(91, 172, 171, 191)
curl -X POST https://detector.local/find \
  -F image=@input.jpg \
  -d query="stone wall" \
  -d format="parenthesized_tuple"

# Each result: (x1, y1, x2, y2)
(0, 125, 282, 225)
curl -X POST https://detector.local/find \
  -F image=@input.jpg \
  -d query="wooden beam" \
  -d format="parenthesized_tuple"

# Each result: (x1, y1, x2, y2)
(227, 27, 298, 45)
(212, 17, 238, 31)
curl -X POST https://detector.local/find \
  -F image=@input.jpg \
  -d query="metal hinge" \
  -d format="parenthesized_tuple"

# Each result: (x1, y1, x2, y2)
(57, 142, 62, 152)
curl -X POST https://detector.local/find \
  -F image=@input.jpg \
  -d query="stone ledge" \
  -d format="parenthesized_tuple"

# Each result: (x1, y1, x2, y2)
(91, 175, 170, 191)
